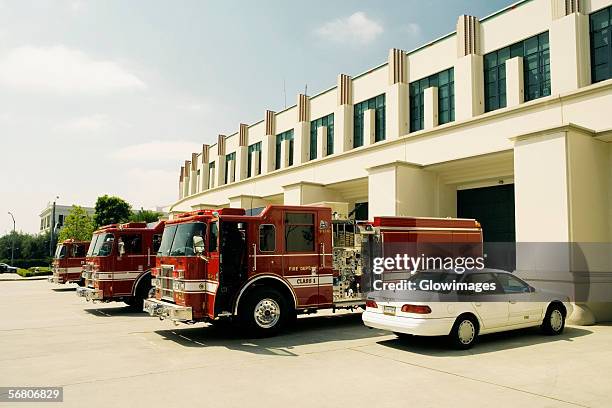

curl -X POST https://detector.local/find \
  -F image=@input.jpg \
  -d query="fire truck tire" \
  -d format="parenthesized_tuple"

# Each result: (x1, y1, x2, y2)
(77, 278, 85, 287)
(126, 281, 152, 311)
(239, 288, 289, 337)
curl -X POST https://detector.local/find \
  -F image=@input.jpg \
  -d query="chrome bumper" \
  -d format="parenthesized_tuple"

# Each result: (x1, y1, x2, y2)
(76, 286, 103, 301)
(143, 298, 193, 321)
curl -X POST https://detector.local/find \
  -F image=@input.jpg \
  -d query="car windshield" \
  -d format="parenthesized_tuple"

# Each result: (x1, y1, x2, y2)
(157, 225, 177, 256)
(92, 233, 114, 256)
(170, 222, 206, 256)
(54, 244, 66, 259)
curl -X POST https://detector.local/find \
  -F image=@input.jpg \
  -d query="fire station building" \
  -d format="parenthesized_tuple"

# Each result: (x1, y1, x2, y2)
(170, 0, 612, 323)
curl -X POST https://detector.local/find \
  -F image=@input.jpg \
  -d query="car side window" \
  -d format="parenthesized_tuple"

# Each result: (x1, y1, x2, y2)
(496, 273, 531, 294)
(461, 273, 504, 295)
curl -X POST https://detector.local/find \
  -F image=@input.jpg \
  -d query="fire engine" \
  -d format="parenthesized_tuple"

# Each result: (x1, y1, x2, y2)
(48, 239, 90, 285)
(76, 221, 164, 308)
(143, 205, 483, 336)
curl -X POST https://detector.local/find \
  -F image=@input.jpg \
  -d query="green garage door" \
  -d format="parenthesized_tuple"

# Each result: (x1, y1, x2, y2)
(457, 184, 515, 270)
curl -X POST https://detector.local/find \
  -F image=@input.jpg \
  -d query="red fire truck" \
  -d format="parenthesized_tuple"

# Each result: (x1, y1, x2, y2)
(48, 239, 90, 285)
(77, 221, 164, 308)
(143, 205, 483, 335)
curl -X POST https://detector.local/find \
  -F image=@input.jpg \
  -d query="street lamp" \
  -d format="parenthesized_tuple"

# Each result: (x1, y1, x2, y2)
(48, 196, 59, 257)
(7, 212, 15, 266)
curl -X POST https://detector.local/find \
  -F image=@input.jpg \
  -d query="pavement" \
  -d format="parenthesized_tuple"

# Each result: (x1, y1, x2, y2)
(0, 280, 610, 408)
(0, 273, 49, 281)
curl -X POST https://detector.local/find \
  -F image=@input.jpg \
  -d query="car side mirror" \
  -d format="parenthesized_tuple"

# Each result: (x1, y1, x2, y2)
(528, 285, 535, 293)
(118, 242, 126, 257)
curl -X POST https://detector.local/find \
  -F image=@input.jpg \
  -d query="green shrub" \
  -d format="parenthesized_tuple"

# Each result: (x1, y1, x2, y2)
(16, 267, 52, 277)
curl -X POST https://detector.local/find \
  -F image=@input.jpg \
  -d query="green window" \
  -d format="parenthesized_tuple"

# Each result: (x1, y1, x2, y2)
(224, 152, 235, 185)
(409, 67, 454, 132)
(275, 129, 294, 170)
(353, 94, 385, 148)
(590, 6, 612, 83)
(484, 31, 550, 112)
(310, 113, 334, 160)
(247, 142, 262, 178)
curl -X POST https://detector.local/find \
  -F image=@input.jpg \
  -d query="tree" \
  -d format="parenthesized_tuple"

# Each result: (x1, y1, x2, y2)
(93, 195, 132, 228)
(130, 209, 163, 223)
(58, 206, 95, 241)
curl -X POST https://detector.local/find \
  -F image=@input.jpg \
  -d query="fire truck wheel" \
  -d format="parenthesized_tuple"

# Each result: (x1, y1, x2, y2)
(77, 278, 85, 287)
(240, 288, 288, 336)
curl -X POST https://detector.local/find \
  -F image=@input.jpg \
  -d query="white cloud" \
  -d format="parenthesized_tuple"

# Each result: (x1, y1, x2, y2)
(55, 114, 110, 133)
(110, 141, 201, 162)
(0, 45, 146, 94)
(314, 12, 383, 45)
(401, 23, 421, 37)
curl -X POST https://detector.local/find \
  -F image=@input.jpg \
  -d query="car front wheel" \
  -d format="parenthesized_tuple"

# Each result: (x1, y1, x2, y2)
(449, 315, 478, 349)
(542, 304, 565, 335)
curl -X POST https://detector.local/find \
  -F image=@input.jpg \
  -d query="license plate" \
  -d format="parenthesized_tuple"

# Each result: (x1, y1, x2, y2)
(383, 306, 396, 316)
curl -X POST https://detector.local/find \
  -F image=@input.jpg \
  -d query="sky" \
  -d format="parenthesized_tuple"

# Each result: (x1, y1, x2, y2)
(0, 0, 515, 234)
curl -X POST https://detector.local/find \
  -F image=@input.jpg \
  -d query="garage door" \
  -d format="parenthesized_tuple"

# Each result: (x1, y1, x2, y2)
(457, 184, 515, 270)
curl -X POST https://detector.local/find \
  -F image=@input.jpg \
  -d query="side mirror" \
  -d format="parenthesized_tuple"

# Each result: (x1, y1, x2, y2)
(528, 285, 536, 293)
(118, 241, 126, 257)
(193, 236, 205, 255)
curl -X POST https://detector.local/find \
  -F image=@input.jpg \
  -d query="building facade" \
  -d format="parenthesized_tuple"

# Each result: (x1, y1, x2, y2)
(39, 204, 95, 234)
(170, 0, 612, 323)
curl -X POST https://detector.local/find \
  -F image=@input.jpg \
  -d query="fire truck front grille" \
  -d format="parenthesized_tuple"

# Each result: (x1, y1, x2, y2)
(158, 265, 175, 302)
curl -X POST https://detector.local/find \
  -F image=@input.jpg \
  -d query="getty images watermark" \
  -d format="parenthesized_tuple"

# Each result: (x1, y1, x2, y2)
(370, 254, 493, 293)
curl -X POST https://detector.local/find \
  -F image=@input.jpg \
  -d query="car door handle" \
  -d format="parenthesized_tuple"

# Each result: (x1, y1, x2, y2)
(509, 300, 517, 304)
(474, 302, 481, 307)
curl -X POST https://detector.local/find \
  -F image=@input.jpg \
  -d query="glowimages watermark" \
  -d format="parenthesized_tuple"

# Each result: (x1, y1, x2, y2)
(370, 254, 490, 293)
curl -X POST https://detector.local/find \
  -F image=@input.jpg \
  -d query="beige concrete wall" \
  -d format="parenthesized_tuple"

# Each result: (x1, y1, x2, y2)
(566, 131, 610, 242)
(514, 131, 570, 242)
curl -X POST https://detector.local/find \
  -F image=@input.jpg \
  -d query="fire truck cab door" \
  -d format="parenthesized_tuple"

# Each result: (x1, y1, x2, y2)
(282, 211, 327, 307)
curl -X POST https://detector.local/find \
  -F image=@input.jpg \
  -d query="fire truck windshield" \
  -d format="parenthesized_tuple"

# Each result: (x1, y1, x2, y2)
(86, 234, 98, 257)
(158, 222, 206, 257)
(91, 233, 114, 256)
(54, 244, 66, 259)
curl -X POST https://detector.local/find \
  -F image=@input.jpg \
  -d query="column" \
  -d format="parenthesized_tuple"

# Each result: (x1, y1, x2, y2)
(235, 124, 249, 181)
(363, 109, 376, 146)
(178, 166, 185, 199)
(283, 182, 340, 205)
(386, 48, 409, 139)
(279, 139, 290, 169)
(512, 125, 611, 325)
(293, 94, 310, 165)
(250, 150, 261, 177)
(454, 15, 484, 121)
(550, 0, 590, 94)
(182, 160, 191, 198)
(367, 161, 436, 218)
(261, 110, 276, 173)
(199, 144, 210, 192)
(190, 152, 198, 195)
(506, 57, 524, 107)
(216, 135, 226, 187)
(334, 74, 353, 153)
(424, 87, 438, 129)
(317, 126, 327, 158)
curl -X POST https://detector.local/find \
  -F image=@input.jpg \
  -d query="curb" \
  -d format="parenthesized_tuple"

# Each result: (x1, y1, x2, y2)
(0, 275, 51, 282)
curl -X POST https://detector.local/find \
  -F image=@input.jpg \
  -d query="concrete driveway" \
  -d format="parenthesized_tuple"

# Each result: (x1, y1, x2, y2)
(0, 280, 610, 408)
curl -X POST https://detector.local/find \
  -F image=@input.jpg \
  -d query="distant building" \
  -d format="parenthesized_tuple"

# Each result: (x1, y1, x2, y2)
(39, 204, 95, 234)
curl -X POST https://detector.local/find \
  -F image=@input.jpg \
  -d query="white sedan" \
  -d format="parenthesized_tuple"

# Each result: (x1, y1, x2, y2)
(362, 269, 572, 349)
